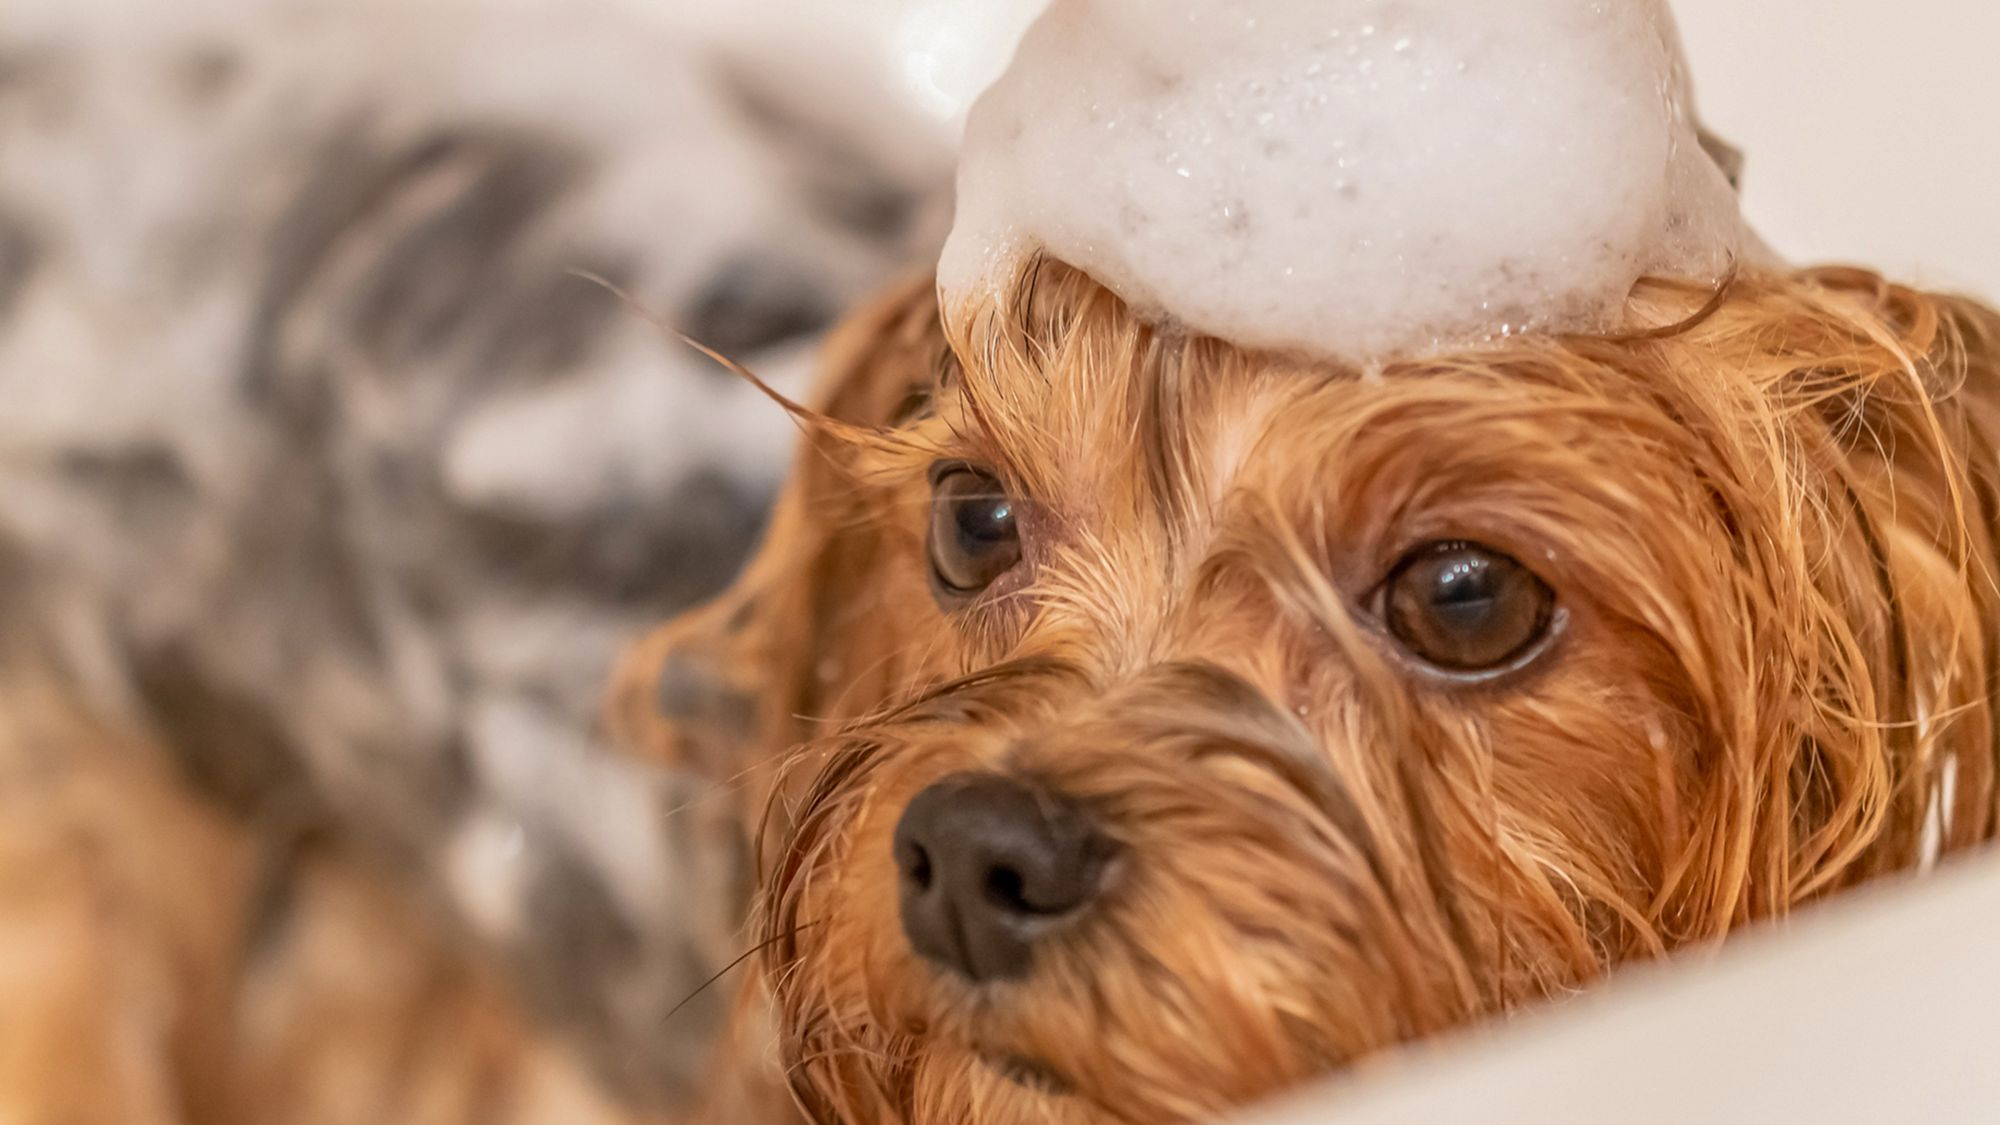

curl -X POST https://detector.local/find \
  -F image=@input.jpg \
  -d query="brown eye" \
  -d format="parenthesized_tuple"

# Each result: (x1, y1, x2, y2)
(1382, 541, 1556, 673)
(928, 467, 1022, 597)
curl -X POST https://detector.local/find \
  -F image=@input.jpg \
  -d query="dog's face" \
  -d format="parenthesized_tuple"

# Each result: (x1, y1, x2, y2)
(618, 266, 2000, 1123)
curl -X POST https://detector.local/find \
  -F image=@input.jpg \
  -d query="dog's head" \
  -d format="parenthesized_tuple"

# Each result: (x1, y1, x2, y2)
(617, 263, 2000, 1123)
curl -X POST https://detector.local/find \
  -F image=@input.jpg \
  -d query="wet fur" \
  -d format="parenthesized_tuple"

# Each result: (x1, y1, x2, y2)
(618, 264, 2000, 1122)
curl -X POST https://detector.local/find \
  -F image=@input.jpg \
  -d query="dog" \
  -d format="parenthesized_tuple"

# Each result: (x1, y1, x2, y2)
(613, 259, 2000, 1123)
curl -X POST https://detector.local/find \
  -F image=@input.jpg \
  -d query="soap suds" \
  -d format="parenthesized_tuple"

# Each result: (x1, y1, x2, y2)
(940, 0, 1756, 361)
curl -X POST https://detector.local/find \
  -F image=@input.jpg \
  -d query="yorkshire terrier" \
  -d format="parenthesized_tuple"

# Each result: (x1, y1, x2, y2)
(614, 259, 2000, 1123)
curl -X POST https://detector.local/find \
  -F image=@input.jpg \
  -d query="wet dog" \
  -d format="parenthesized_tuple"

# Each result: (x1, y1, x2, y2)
(617, 261, 2000, 1122)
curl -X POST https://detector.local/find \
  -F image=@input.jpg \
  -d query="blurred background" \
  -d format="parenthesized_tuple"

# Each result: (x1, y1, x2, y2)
(1673, 0, 1998, 299)
(0, 1, 1990, 1123)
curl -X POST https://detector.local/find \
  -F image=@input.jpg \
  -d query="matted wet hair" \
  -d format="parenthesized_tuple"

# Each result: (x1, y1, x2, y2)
(616, 263, 2000, 1123)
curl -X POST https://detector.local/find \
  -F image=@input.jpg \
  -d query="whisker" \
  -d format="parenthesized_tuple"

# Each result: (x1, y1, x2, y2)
(661, 920, 822, 1027)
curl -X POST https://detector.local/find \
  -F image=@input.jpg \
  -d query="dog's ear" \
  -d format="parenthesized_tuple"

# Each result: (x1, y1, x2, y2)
(599, 277, 942, 1125)
(606, 273, 944, 789)
(1775, 275, 2000, 887)
(1916, 287, 2000, 846)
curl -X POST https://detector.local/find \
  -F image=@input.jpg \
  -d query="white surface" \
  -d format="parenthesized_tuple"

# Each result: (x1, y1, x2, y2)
(1243, 848, 2000, 1124)
(646, 0, 1046, 147)
(939, 0, 1751, 362)
(1674, 0, 2000, 301)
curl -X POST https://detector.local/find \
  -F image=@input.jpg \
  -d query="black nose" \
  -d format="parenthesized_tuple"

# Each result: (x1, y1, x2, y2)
(892, 773, 1114, 983)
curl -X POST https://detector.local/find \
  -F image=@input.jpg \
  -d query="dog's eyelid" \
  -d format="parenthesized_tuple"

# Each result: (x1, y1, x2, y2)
(926, 458, 1031, 506)
(1382, 605, 1571, 690)
(926, 458, 992, 488)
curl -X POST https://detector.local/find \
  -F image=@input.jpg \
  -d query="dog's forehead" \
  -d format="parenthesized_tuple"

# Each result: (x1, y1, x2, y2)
(931, 346, 1300, 507)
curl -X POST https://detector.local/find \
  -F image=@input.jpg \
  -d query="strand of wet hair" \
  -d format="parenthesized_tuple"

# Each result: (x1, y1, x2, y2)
(661, 920, 822, 1027)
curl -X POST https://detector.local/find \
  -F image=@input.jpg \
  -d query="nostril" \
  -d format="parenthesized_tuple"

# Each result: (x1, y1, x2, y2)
(983, 864, 1030, 914)
(983, 840, 1110, 918)
(905, 843, 934, 892)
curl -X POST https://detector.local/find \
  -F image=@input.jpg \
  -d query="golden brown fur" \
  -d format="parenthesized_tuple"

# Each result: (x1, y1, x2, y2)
(616, 263, 2000, 1123)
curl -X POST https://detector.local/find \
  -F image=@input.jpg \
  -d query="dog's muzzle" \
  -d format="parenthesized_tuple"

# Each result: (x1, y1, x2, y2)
(892, 773, 1116, 982)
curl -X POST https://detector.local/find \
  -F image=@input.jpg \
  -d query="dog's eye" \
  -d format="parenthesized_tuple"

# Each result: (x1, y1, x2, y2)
(929, 467, 1022, 596)
(1382, 541, 1555, 672)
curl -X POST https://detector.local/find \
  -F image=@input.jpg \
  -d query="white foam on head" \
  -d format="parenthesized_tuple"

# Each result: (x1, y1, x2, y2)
(939, 0, 1756, 362)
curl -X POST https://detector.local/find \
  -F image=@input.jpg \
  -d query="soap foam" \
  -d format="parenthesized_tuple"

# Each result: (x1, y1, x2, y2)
(939, 0, 1755, 362)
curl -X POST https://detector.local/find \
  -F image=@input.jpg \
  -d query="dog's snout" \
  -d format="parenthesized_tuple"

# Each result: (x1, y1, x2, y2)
(892, 773, 1114, 983)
